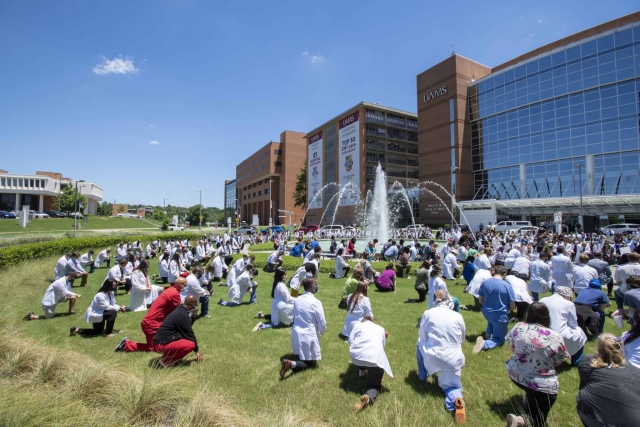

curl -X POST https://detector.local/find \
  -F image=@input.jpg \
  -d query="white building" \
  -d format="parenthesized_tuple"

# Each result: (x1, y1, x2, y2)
(0, 169, 103, 215)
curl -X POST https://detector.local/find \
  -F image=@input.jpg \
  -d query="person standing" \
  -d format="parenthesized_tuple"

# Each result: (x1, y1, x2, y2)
(539, 286, 587, 366)
(116, 277, 186, 352)
(504, 303, 570, 427)
(474, 266, 516, 353)
(280, 278, 326, 378)
(152, 295, 203, 367)
(349, 317, 393, 413)
(417, 290, 467, 423)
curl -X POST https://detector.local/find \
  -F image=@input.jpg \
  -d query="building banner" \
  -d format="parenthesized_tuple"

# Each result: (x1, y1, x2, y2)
(338, 111, 360, 206)
(307, 131, 323, 209)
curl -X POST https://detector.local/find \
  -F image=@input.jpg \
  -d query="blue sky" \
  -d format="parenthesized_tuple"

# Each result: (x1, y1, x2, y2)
(0, 1, 638, 208)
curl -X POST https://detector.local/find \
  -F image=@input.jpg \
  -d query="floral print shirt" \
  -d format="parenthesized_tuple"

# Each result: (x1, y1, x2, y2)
(505, 322, 570, 394)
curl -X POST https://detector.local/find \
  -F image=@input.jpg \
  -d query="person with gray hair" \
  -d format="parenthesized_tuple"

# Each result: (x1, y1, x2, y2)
(587, 251, 613, 296)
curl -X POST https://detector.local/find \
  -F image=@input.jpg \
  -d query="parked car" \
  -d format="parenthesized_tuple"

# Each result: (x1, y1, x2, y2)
(516, 226, 540, 234)
(33, 212, 49, 218)
(344, 226, 357, 232)
(260, 226, 285, 234)
(320, 225, 345, 233)
(165, 224, 184, 231)
(117, 213, 132, 218)
(9, 210, 20, 217)
(296, 225, 320, 234)
(602, 223, 640, 234)
(67, 212, 84, 219)
(44, 210, 66, 218)
(237, 225, 256, 234)
(493, 220, 532, 232)
(0, 210, 16, 219)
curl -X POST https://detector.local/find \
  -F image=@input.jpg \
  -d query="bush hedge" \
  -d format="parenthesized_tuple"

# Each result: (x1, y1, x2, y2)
(0, 232, 198, 270)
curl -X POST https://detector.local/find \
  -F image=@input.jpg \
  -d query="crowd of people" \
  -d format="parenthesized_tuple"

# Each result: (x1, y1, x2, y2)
(21, 224, 640, 426)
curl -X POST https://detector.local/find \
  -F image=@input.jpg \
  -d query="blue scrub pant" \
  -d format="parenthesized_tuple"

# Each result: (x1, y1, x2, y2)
(416, 345, 463, 412)
(482, 314, 509, 350)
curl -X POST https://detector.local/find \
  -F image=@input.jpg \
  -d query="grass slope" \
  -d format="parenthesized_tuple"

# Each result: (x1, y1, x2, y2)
(2, 253, 619, 426)
(0, 217, 158, 234)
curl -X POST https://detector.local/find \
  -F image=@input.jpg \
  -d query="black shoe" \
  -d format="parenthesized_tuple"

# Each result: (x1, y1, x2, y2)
(69, 327, 78, 337)
(115, 337, 128, 352)
(23, 311, 34, 321)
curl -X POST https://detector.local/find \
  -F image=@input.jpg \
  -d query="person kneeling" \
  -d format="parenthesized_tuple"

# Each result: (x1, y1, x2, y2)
(374, 263, 396, 292)
(153, 295, 203, 368)
(218, 266, 258, 306)
(416, 290, 467, 423)
(70, 279, 126, 337)
(24, 273, 81, 320)
(254, 269, 294, 331)
(349, 317, 393, 413)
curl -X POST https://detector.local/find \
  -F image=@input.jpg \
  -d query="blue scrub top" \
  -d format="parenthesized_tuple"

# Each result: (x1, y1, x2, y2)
(479, 278, 516, 323)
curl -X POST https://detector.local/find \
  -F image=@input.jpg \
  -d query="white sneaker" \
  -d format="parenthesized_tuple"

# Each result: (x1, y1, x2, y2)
(252, 322, 262, 332)
(473, 336, 485, 354)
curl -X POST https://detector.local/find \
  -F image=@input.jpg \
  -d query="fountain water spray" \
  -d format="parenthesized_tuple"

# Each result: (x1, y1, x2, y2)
(364, 163, 390, 243)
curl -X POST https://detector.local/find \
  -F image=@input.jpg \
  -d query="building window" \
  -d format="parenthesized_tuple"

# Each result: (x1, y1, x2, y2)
(0, 178, 4, 187)
(274, 149, 282, 155)
(266, 188, 270, 194)
(450, 99, 455, 122)
(275, 161, 282, 167)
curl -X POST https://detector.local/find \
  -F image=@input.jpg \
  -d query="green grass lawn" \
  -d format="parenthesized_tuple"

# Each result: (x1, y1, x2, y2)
(0, 216, 158, 234)
(1, 252, 620, 426)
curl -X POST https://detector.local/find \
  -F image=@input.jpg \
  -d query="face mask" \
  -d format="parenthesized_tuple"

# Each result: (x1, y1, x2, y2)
(188, 308, 197, 317)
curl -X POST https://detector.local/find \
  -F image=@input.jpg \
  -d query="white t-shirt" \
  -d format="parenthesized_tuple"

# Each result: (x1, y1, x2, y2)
(622, 331, 640, 370)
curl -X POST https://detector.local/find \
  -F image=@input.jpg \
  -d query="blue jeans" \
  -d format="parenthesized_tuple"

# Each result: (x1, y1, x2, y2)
(482, 313, 509, 350)
(416, 345, 463, 411)
(571, 346, 584, 366)
(614, 289, 625, 311)
(531, 291, 539, 301)
(199, 295, 209, 316)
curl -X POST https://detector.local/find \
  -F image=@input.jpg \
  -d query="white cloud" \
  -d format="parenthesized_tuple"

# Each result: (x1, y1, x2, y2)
(149, 124, 154, 128)
(93, 55, 139, 75)
(149, 140, 160, 145)
(301, 51, 324, 64)
(537, 19, 543, 24)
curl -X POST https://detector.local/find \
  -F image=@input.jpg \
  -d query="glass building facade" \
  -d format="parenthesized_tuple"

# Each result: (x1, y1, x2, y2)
(224, 179, 236, 222)
(469, 21, 640, 201)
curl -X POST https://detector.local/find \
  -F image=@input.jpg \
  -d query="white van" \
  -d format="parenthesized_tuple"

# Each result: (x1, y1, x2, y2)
(493, 220, 532, 232)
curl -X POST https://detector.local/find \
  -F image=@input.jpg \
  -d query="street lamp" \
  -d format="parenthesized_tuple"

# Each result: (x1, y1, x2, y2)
(74, 180, 85, 238)
(163, 197, 169, 212)
(576, 163, 584, 230)
(450, 167, 458, 228)
(196, 190, 202, 229)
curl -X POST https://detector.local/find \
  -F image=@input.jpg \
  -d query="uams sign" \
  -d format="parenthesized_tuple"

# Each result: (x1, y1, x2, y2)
(423, 86, 448, 102)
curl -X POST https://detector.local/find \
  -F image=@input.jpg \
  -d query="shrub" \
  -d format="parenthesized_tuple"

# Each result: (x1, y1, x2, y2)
(0, 232, 199, 270)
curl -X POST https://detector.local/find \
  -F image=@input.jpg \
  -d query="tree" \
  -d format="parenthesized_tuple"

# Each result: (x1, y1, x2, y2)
(186, 204, 208, 226)
(97, 201, 112, 216)
(153, 210, 166, 221)
(53, 185, 86, 213)
(293, 159, 307, 208)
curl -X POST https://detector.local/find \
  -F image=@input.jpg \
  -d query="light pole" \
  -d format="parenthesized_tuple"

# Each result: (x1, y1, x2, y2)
(450, 167, 458, 228)
(196, 190, 202, 229)
(269, 179, 273, 226)
(576, 163, 584, 230)
(73, 180, 85, 238)
(163, 197, 169, 212)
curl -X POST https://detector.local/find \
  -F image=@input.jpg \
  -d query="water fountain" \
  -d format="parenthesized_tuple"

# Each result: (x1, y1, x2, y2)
(364, 163, 390, 243)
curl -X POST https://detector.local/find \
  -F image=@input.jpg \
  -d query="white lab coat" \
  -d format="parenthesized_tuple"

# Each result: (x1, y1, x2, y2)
(228, 258, 247, 287)
(504, 249, 521, 270)
(335, 256, 349, 278)
(84, 291, 119, 323)
(342, 295, 373, 337)
(181, 273, 207, 302)
(271, 282, 295, 325)
(474, 254, 491, 270)
(467, 269, 492, 298)
(41, 277, 77, 308)
(504, 275, 533, 303)
(158, 259, 169, 278)
(551, 254, 573, 288)
(289, 266, 308, 292)
(168, 260, 181, 283)
(79, 253, 93, 268)
(196, 245, 206, 260)
(107, 265, 122, 281)
(427, 276, 448, 309)
(572, 264, 598, 294)
(213, 256, 227, 278)
(574, 244, 591, 262)
(442, 253, 458, 280)
(123, 262, 133, 280)
(529, 260, 552, 294)
(291, 293, 326, 361)
(54, 255, 68, 279)
(94, 250, 109, 268)
(116, 246, 127, 261)
(418, 305, 465, 390)
(539, 293, 587, 356)
(457, 246, 468, 262)
(349, 321, 393, 378)
(227, 271, 255, 304)
(511, 257, 531, 277)
(129, 271, 161, 312)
